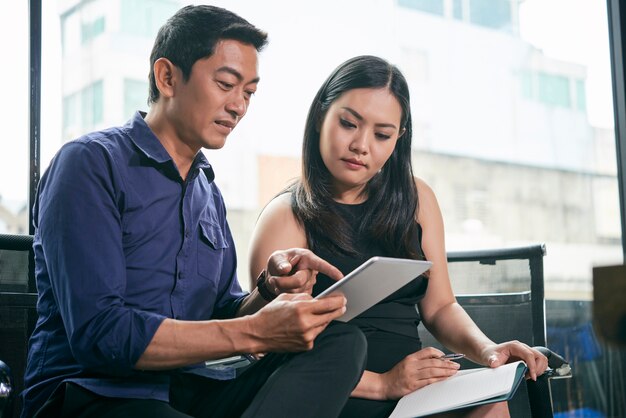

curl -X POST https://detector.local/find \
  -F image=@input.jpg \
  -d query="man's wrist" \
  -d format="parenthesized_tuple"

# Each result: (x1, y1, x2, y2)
(377, 372, 390, 400)
(256, 270, 278, 301)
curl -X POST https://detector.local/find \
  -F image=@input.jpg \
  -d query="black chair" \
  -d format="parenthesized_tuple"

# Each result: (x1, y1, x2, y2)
(0, 360, 12, 418)
(417, 244, 571, 418)
(0, 234, 37, 418)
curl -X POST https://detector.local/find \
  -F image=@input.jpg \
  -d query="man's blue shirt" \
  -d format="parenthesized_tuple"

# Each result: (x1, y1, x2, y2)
(22, 112, 247, 417)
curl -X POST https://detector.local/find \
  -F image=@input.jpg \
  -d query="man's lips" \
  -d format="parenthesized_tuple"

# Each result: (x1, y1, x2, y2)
(215, 119, 236, 129)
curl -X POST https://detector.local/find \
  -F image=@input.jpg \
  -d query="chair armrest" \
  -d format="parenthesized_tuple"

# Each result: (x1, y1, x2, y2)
(525, 346, 571, 418)
(533, 346, 572, 378)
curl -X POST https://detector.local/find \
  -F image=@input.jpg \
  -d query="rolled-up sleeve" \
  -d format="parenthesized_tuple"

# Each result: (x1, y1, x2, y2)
(36, 141, 165, 375)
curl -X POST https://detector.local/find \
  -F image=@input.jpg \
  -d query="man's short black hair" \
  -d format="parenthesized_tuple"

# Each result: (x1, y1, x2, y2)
(148, 5, 268, 104)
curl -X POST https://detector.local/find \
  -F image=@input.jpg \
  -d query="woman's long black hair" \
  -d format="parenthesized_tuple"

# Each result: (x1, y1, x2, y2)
(290, 55, 423, 260)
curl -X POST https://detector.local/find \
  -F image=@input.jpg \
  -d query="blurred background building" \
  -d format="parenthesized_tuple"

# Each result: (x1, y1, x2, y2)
(31, 0, 618, 299)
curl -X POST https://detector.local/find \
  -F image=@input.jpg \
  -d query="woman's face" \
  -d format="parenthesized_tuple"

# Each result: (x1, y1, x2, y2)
(319, 87, 404, 201)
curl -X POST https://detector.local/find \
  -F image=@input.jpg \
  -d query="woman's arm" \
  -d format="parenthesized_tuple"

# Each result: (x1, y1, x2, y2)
(351, 348, 460, 400)
(415, 178, 547, 378)
(248, 192, 460, 400)
(248, 193, 309, 286)
(414, 177, 493, 361)
(237, 194, 314, 317)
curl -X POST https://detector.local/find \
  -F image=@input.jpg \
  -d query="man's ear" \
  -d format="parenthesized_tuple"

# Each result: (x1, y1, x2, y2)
(153, 58, 178, 99)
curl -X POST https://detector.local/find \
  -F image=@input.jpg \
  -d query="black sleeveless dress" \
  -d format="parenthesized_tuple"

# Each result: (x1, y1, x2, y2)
(310, 201, 429, 418)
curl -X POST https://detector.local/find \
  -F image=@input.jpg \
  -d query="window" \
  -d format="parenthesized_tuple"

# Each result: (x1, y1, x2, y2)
(63, 93, 78, 130)
(121, 0, 180, 38)
(452, 0, 463, 20)
(575, 79, 587, 111)
(124, 79, 149, 120)
(538, 72, 571, 108)
(520, 70, 587, 111)
(398, 0, 444, 16)
(469, 0, 512, 31)
(0, 2, 28, 234)
(62, 80, 104, 138)
(81, 80, 104, 129)
(81, 16, 105, 44)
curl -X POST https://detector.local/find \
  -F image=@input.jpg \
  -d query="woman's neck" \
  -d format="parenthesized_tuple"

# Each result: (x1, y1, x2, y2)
(332, 184, 368, 204)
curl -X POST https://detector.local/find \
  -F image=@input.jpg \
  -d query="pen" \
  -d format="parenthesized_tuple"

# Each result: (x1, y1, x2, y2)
(243, 353, 259, 362)
(439, 353, 465, 360)
(205, 354, 258, 367)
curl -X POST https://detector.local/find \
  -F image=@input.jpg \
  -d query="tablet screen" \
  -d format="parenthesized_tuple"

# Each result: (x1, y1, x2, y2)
(315, 256, 432, 322)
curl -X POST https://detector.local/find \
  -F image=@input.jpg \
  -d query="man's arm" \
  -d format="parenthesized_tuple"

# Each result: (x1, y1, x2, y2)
(136, 292, 347, 369)
(37, 142, 166, 375)
(41, 142, 346, 372)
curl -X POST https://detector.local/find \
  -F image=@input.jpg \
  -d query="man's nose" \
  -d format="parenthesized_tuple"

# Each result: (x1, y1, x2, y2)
(225, 93, 247, 118)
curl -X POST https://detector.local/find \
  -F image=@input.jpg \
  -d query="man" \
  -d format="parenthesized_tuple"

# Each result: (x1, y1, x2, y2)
(22, 5, 366, 418)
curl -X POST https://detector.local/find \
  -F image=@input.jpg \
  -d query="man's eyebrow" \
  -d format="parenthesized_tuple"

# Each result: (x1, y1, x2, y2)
(216, 66, 260, 84)
(342, 107, 398, 129)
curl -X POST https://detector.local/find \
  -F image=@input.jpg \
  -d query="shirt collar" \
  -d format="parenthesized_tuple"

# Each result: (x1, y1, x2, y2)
(193, 151, 215, 183)
(126, 111, 172, 164)
(127, 111, 214, 183)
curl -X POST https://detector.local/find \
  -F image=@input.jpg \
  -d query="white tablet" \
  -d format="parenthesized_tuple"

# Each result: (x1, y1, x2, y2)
(315, 256, 432, 322)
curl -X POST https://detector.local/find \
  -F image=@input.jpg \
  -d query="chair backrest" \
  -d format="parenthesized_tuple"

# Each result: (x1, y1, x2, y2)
(0, 234, 37, 418)
(417, 244, 547, 418)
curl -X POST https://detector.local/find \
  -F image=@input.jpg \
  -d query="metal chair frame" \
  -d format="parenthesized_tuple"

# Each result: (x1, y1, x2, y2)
(416, 244, 571, 418)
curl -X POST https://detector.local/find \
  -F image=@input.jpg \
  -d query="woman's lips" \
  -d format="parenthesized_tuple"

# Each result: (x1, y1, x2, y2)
(341, 158, 366, 169)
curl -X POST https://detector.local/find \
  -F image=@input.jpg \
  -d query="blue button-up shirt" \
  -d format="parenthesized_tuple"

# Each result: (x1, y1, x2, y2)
(22, 112, 247, 417)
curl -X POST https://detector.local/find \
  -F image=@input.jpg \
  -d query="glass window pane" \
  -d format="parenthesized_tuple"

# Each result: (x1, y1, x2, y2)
(81, 80, 104, 129)
(81, 16, 105, 44)
(124, 79, 149, 121)
(469, 0, 512, 31)
(452, 0, 463, 20)
(398, 0, 444, 16)
(121, 0, 180, 38)
(37, 1, 624, 415)
(0, 3, 29, 234)
(576, 79, 587, 111)
(538, 72, 571, 107)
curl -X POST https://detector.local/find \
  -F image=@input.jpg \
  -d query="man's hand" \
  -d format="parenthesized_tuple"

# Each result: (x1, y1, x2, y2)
(263, 248, 343, 296)
(249, 293, 346, 352)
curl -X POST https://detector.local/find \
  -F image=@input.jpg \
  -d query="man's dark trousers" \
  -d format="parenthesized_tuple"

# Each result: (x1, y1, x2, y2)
(34, 323, 367, 418)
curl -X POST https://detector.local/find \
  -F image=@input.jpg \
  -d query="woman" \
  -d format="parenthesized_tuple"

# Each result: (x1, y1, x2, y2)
(248, 55, 547, 417)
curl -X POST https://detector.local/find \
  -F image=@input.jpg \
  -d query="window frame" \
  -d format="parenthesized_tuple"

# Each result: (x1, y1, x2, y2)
(607, 0, 626, 260)
(29, 0, 41, 237)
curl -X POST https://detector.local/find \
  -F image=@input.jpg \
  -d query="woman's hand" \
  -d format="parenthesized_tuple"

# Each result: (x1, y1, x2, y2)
(481, 341, 548, 381)
(379, 347, 461, 400)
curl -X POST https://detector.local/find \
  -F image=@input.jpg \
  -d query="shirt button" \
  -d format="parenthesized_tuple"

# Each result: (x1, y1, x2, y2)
(185, 228, 191, 238)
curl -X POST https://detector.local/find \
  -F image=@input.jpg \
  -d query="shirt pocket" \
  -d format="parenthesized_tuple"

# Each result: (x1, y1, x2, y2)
(197, 219, 229, 280)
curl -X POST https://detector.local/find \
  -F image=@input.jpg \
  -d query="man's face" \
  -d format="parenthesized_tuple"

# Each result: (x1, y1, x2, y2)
(169, 39, 259, 151)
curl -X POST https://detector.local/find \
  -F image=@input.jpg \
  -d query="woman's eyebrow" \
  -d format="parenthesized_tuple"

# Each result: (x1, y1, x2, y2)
(342, 107, 398, 129)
